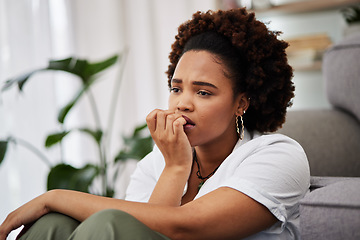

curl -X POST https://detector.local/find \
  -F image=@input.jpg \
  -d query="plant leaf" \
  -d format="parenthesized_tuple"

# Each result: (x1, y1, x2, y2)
(0, 140, 8, 165)
(115, 123, 153, 162)
(57, 100, 76, 124)
(1, 70, 42, 92)
(105, 188, 115, 198)
(85, 55, 119, 80)
(133, 123, 149, 136)
(2, 55, 118, 92)
(47, 163, 99, 193)
(45, 131, 70, 148)
(47, 57, 73, 71)
(57, 77, 96, 124)
(115, 135, 153, 162)
(79, 128, 103, 144)
(47, 55, 118, 84)
(70, 164, 99, 192)
(47, 164, 78, 190)
(47, 57, 88, 82)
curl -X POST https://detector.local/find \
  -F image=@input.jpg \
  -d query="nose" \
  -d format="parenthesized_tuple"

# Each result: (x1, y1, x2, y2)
(176, 93, 194, 112)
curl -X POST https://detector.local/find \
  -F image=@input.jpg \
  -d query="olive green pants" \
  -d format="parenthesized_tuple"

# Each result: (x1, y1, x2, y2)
(19, 209, 170, 240)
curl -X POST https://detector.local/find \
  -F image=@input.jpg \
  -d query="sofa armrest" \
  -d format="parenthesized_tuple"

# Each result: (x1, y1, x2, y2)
(300, 177, 360, 240)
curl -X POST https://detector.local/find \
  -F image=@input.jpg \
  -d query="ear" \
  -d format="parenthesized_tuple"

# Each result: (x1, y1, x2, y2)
(235, 93, 250, 116)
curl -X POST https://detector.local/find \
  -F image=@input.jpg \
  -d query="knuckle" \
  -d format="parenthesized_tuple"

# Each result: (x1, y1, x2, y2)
(145, 115, 152, 123)
(167, 114, 175, 121)
(173, 120, 181, 128)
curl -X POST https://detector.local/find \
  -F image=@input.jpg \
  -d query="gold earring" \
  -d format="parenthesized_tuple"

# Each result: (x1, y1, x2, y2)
(236, 114, 245, 140)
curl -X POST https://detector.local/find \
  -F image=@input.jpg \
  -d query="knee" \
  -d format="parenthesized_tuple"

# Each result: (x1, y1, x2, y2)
(69, 209, 130, 239)
(19, 213, 79, 240)
(70, 209, 156, 240)
(85, 209, 135, 227)
(38, 212, 79, 226)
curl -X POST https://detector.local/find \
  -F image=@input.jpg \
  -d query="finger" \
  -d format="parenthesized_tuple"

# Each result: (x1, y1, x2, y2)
(0, 219, 14, 240)
(173, 117, 187, 135)
(146, 109, 171, 131)
(165, 114, 179, 134)
(146, 109, 160, 132)
(155, 110, 173, 132)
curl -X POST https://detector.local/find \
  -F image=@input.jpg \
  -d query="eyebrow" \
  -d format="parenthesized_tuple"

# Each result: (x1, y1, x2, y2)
(171, 78, 218, 89)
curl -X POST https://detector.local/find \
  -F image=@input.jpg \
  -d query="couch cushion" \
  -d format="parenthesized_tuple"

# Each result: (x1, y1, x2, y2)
(309, 176, 356, 191)
(300, 178, 360, 240)
(278, 109, 360, 177)
(323, 33, 360, 121)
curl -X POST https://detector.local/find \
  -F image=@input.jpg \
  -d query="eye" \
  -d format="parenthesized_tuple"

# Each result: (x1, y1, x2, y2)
(197, 90, 211, 96)
(170, 87, 181, 93)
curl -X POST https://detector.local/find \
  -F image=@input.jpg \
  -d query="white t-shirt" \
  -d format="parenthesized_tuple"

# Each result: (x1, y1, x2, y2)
(125, 131, 310, 239)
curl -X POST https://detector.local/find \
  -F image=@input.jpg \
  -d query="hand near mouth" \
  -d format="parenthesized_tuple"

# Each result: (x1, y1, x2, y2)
(146, 109, 193, 206)
(182, 115, 196, 131)
(146, 109, 193, 169)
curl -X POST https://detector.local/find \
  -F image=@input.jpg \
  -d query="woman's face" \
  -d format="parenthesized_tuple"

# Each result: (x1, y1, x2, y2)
(168, 50, 242, 147)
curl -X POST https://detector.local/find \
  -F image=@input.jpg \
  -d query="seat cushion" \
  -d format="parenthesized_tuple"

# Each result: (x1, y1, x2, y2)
(300, 178, 360, 240)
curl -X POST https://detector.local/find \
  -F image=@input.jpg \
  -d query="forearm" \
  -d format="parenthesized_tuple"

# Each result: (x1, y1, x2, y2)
(1, 187, 276, 240)
(46, 189, 183, 238)
(148, 165, 190, 206)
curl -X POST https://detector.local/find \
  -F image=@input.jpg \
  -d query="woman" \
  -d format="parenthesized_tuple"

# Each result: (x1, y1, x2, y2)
(0, 8, 310, 240)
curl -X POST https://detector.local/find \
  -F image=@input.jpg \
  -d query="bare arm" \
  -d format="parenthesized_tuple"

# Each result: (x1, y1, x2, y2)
(1, 108, 277, 239)
(0, 187, 277, 240)
(146, 109, 193, 206)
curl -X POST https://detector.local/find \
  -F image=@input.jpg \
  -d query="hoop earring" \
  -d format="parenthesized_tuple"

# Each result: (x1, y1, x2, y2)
(236, 115, 245, 140)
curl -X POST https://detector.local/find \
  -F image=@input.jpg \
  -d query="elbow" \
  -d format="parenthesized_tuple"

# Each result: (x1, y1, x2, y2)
(164, 208, 200, 240)
(167, 227, 192, 240)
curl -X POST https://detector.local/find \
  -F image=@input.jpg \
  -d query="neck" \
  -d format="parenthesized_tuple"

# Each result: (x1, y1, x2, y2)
(194, 134, 239, 174)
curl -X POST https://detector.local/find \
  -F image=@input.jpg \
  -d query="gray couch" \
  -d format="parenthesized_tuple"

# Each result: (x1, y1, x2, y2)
(278, 33, 360, 239)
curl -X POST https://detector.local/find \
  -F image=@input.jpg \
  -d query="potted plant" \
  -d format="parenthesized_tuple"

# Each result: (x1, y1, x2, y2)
(0, 54, 153, 197)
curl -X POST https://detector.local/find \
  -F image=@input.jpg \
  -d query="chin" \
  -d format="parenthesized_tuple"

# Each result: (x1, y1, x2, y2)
(185, 134, 197, 147)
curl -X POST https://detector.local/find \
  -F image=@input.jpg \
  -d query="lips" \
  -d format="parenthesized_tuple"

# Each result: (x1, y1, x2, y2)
(182, 115, 195, 131)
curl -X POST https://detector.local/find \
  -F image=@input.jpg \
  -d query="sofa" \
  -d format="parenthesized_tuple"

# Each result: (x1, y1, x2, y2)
(277, 33, 360, 239)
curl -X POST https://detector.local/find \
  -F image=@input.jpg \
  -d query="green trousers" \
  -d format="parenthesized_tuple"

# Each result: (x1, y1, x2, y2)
(19, 209, 171, 240)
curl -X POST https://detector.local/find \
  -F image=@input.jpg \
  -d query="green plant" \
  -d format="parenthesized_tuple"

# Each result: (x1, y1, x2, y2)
(341, 5, 360, 24)
(0, 54, 153, 197)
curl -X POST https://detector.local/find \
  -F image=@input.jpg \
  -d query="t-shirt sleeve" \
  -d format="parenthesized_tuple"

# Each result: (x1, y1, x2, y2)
(219, 134, 310, 229)
(125, 146, 164, 202)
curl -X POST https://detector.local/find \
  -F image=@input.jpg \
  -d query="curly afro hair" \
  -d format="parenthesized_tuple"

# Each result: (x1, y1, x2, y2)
(166, 8, 294, 133)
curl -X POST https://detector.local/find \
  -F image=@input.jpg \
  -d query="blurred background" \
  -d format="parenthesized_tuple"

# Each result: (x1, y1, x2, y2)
(0, 0, 357, 238)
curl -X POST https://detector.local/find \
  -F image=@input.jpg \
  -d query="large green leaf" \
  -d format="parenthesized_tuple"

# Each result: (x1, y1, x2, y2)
(70, 164, 99, 192)
(47, 55, 118, 84)
(105, 188, 115, 198)
(85, 55, 119, 80)
(115, 135, 153, 162)
(0, 140, 8, 165)
(132, 123, 149, 136)
(45, 131, 70, 148)
(79, 128, 103, 144)
(44, 128, 102, 149)
(47, 163, 99, 192)
(115, 123, 153, 162)
(2, 70, 42, 92)
(57, 77, 96, 124)
(47, 57, 74, 72)
(2, 54, 118, 95)
(57, 100, 77, 124)
(47, 164, 77, 190)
